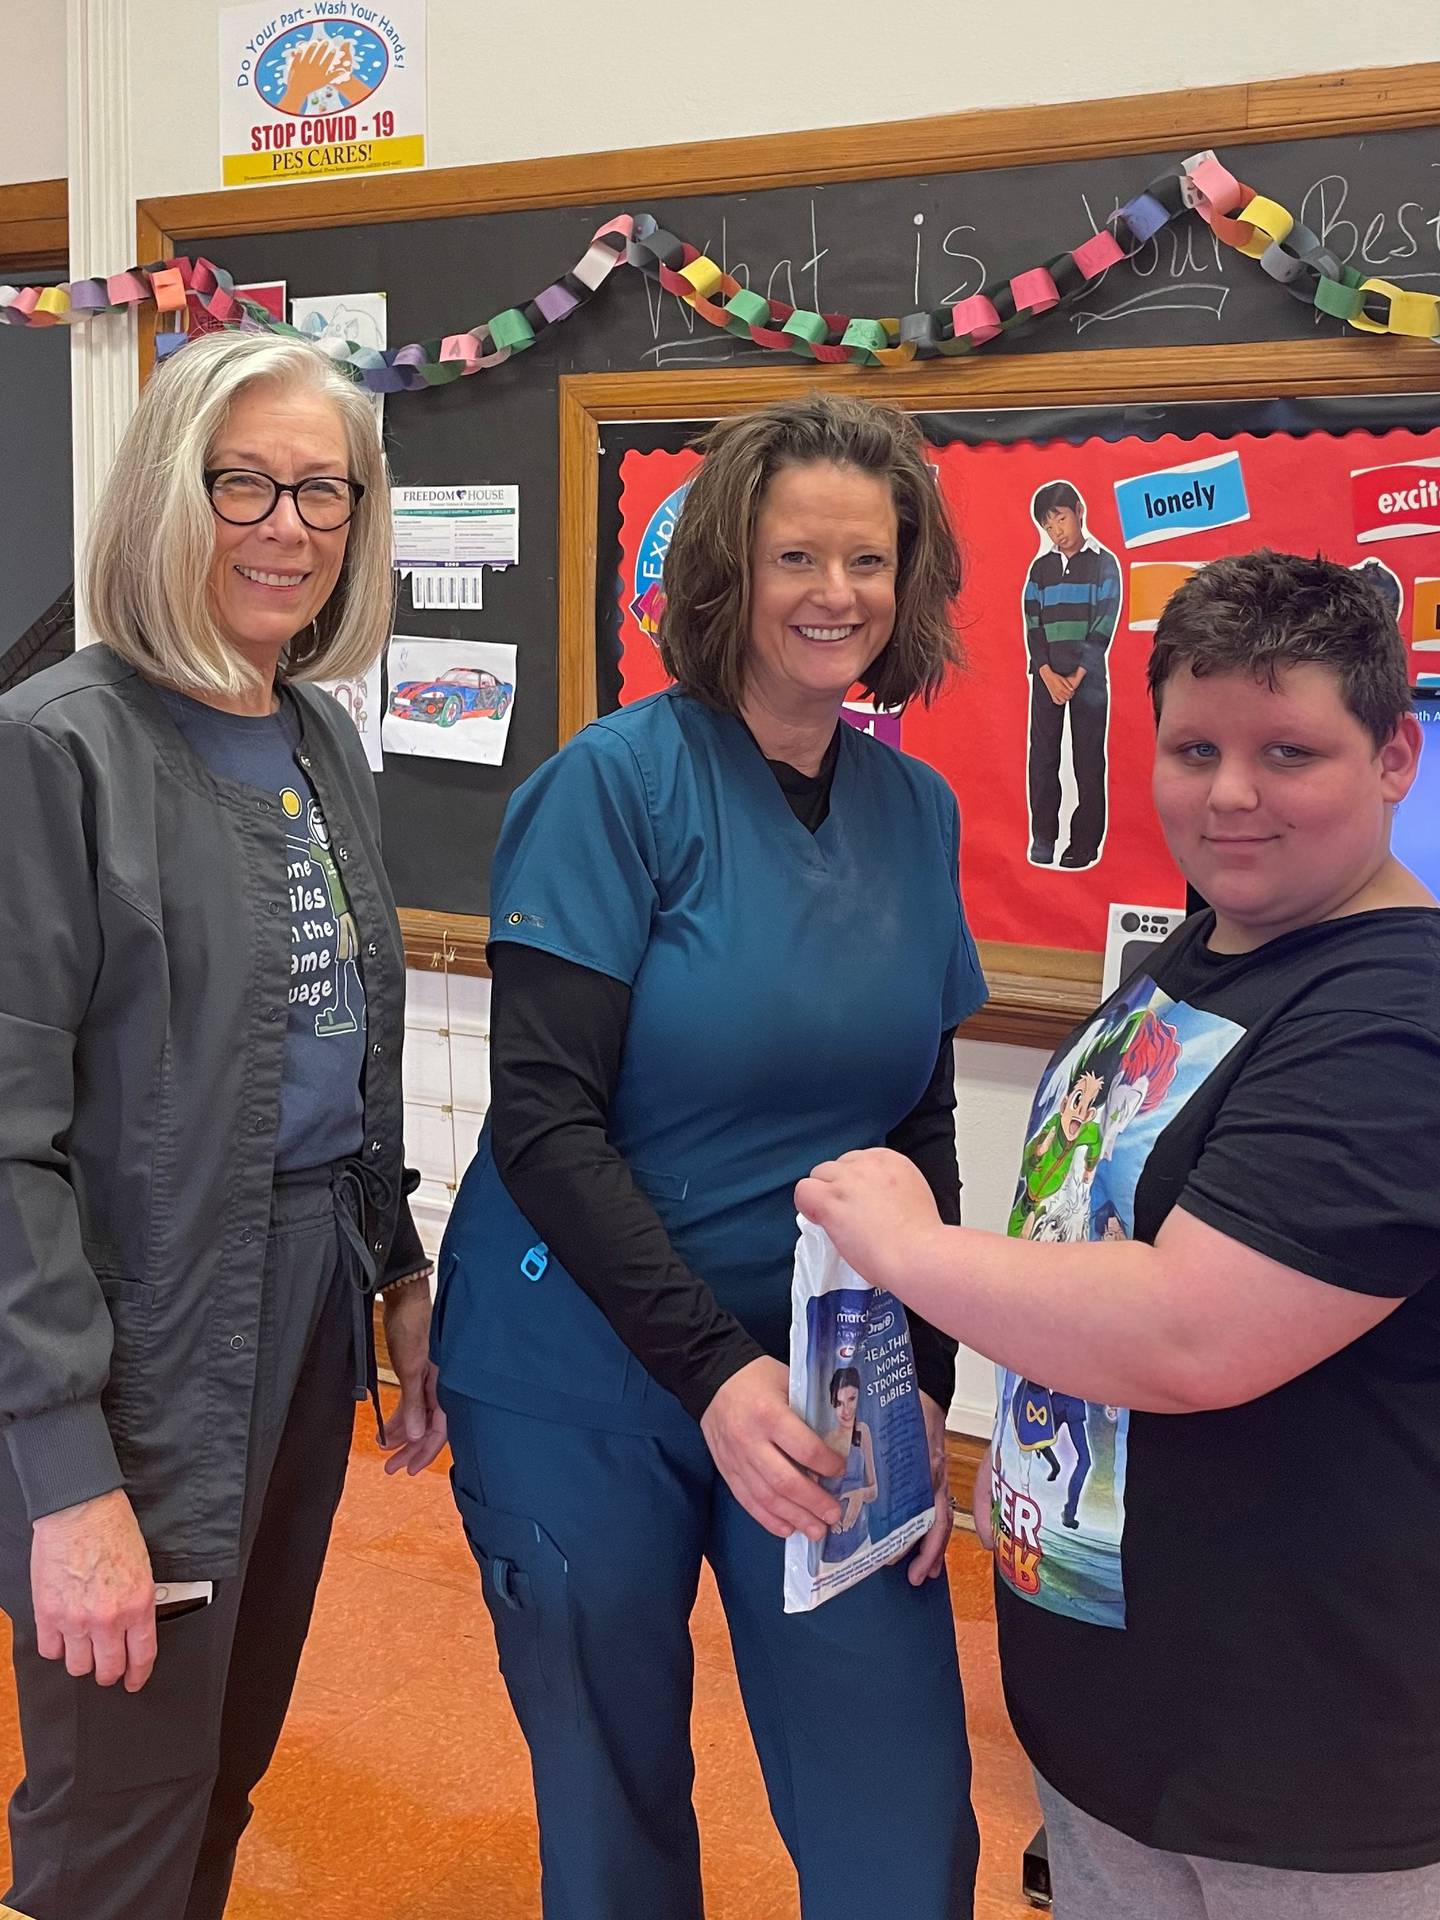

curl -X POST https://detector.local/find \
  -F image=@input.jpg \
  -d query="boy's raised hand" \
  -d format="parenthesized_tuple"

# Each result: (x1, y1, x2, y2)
(796, 1148, 943, 1292)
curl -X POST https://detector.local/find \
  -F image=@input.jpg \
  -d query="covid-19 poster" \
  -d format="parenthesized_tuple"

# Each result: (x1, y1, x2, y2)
(219, 2, 426, 188)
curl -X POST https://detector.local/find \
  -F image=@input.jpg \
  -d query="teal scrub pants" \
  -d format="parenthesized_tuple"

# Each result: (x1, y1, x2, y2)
(442, 1386, 979, 1919)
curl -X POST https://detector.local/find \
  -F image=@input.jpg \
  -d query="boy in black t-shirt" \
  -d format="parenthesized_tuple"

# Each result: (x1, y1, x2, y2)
(800, 551, 1440, 1917)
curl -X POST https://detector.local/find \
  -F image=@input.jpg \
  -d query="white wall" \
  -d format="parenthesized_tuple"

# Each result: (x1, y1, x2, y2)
(121, 0, 1437, 200)
(950, 1039, 1048, 1431)
(4, 2, 65, 185)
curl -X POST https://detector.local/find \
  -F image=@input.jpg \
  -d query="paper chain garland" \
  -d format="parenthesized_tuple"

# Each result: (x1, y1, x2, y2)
(4, 148, 1438, 387)
(0, 214, 639, 391)
(625, 147, 1440, 362)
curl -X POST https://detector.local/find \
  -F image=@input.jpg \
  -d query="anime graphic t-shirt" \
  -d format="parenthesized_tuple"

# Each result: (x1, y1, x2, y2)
(992, 907, 1440, 1873)
(995, 980, 1244, 1627)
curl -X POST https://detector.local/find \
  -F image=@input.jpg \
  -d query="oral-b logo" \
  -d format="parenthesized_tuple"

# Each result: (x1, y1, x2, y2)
(869, 1310, 895, 1337)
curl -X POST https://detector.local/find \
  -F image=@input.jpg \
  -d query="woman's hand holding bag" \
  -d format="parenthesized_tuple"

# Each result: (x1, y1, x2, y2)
(700, 1356, 847, 1541)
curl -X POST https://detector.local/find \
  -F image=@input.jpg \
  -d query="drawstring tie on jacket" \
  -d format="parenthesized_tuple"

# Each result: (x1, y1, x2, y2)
(332, 1163, 384, 1442)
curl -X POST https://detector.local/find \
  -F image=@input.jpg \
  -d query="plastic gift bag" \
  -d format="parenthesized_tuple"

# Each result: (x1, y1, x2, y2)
(783, 1213, 936, 1613)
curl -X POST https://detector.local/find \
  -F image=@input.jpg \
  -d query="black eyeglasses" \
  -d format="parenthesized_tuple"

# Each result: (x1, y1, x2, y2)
(205, 468, 365, 532)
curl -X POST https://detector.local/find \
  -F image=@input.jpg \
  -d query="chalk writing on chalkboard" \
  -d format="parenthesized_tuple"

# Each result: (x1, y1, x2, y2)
(636, 162, 1440, 369)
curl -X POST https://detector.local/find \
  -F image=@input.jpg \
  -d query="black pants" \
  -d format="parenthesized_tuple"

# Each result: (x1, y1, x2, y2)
(0, 1168, 356, 1920)
(1027, 669, 1110, 858)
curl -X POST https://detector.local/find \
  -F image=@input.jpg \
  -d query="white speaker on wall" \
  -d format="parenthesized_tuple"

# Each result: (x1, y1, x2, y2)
(1102, 903, 1187, 998)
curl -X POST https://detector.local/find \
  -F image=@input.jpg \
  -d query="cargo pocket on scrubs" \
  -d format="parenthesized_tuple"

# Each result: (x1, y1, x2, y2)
(452, 1477, 580, 1731)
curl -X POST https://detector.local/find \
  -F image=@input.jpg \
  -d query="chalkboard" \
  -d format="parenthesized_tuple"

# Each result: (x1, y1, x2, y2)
(0, 281, 71, 656)
(187, 117, 1440, 922)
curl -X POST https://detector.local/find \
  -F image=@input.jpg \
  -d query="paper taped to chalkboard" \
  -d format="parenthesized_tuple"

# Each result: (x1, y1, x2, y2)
(383, 638, 517, 765)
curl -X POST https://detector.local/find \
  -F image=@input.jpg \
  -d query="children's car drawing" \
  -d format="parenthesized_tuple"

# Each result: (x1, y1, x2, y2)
(388, 666, 514, 727)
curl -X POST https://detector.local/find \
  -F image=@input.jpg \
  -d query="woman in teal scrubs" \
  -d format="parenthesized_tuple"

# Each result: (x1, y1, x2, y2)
(434, 394, 987, 1918)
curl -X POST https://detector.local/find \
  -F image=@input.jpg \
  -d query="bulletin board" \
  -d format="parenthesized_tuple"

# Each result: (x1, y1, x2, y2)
(600, 390, 1440, 951)
(128, 62, 1440, 1043)
(560, 357, 1440, 1042)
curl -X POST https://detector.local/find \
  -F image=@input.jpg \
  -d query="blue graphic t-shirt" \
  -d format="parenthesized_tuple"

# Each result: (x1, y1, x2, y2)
(158, 688, 367, 1170)
(992, 906, 1440, 1874)
(994, 976, 1244, 1628)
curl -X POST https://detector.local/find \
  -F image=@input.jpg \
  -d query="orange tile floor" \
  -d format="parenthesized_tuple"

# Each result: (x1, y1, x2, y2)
(0, 1396, 1041, 1918)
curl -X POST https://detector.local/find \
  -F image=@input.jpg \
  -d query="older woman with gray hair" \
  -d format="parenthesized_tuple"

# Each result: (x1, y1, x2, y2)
(0, 328, 443, 1920)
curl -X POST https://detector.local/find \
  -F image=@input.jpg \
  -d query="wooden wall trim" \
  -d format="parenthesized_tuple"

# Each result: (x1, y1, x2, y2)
(557, 383, 601, 745)
(975, 962, 1099, 1050)
(395, 907, 1090, 1049)
(0, 178, 67, 273)
(399, 908, 490, 978)
(558, 336, 1439, 422)
(1248, 61, 1440, 132)
(947, 1431, 989, 1523)
(134, 207, 168, 386)
(136, 60, 1440, 248)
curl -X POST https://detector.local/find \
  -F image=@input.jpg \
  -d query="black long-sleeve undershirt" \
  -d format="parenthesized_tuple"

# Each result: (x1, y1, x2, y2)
(486, 731, 964, 1421)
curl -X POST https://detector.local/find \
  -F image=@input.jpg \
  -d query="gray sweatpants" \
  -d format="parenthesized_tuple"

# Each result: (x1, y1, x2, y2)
(1037, 1773, 1440, 1920)
(0, 1167, 357, 1920)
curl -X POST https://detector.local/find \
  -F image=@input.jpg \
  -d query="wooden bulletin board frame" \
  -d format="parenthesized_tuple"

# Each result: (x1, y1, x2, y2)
(0, 179, 66, 275)
(132, 61, 1440, 1046)
(558, 342, 1440, 1047)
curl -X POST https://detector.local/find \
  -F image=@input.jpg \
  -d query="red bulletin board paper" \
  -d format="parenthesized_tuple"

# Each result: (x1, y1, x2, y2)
(615, 448, 703, 705)
(613, 429, 1440, 956)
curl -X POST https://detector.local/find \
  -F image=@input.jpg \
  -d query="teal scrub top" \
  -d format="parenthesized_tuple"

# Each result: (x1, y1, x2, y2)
(435, 688, 986, 1434)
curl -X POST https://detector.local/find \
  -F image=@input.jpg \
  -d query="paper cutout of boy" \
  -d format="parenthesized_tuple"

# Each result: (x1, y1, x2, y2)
(1023, 482, 1122, 870)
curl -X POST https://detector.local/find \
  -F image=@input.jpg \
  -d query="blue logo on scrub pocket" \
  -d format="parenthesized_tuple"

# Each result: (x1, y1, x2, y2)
(521, 1244, 549, 1282)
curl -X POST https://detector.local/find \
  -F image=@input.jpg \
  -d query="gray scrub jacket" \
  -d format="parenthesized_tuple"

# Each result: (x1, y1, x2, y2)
(0, 645, 421, 1581)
